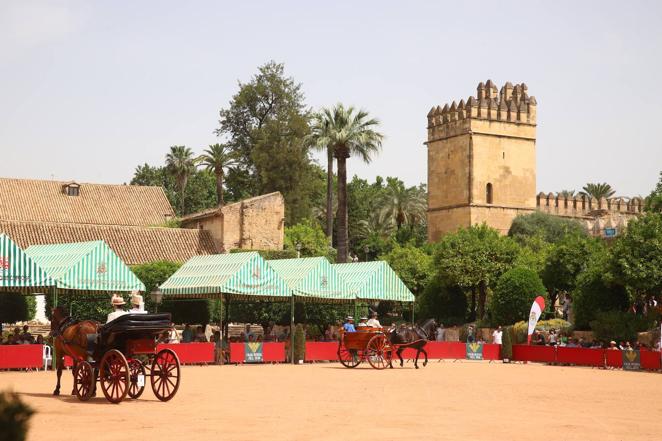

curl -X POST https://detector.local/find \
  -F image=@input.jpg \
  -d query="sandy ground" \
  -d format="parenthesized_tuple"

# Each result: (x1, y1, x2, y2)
(1, 361, 661, 441)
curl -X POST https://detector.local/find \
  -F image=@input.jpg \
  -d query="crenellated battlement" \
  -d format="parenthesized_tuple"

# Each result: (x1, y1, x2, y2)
(427, 80, 537, 131)
(536, 193, 644, 216)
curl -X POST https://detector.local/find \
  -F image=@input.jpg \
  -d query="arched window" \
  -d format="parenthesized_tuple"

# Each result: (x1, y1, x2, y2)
(486, 183, 493, 204)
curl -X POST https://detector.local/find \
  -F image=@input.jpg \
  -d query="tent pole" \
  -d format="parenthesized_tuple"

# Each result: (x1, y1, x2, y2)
(411, 301, 415, 324)
(290, 296, 295, 365)
(219, 294, 224, 366)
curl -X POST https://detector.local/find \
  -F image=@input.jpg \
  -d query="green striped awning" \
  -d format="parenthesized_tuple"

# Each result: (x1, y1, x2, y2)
(0, 234, 54, 292)
(333, 261, 415, 302)
(160, 252, 291, 300)
(25, 240, 145, 293)
(268, 257, 354, 302)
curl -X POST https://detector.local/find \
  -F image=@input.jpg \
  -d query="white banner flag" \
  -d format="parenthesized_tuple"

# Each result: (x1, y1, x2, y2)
(527, 296, 546, 344)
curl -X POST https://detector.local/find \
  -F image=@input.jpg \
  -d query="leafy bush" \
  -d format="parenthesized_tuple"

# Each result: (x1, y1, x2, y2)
(509, 211, 587, 244)
(490, 267, 546, 326)
(0, 390, 34, 441)
(511, 319, 572, 343)
(590, 311, 653, 343)
(293, 324, 305, 362)
(284, 219, 336, 261)
(230, 248, 298, 260)
(0, 294, 32, 324)
(379, 245, 434, 296)
(417, 277, 467, 325)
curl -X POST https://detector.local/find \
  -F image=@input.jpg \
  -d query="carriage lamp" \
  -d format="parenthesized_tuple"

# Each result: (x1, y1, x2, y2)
(296, 242, 302, 258)
(150, 286, 163, 313)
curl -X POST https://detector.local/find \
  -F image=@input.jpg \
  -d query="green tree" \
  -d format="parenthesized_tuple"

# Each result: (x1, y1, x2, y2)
(508, 211, 587, 244)
(379, 178, 427, 230)
(581, 182, 616, 199)
(611, 213, 662, 299)
(490, 267, 546, 326)
(45, 295, 111, 323)
(198, 144, 240, 207)
(308, 112, 335, 239)
(434, 224, 520, 320)
(165, 145, 198, 214)
(0, 294, 32, 324)
(541, 234, 604, 313)
(215, 61, 320, 224)
(312, 104, 383, 262)
(379, 245, 433, 296)
(645, 171, 662, 212)
(284, 220, 336, 261)
(417, 278, 467, 326)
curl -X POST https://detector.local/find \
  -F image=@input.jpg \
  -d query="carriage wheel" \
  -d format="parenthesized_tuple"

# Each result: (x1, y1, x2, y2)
(150, 349, 180, 402)
(99, 349, 129, 404)
(337, 343, 361, 368)
(366, 334, 391, 370)
(73, 361, 94, 401)
(127, 359, 146, 399)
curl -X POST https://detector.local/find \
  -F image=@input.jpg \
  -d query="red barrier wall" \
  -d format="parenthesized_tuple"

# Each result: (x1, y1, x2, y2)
(230, 343, 286, 363)
(157, 343, 214, 364)
(482, 344, 501, 360)
(305, 342, 338, 361)
(0, 345, 42, 369)
(640, 350, 661, 370)
(556, 347, 605, 367)
(605, 349, 622, 368)
(512, 345, 556, 363)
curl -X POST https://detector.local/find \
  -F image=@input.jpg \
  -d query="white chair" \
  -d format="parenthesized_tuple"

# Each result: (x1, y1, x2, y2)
(42, 345, 52, 371)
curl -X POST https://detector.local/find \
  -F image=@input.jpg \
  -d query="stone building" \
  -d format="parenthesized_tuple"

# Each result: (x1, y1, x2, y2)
(0, 177, 284, 264)
(426, 80, 643, 241)
(180, 192, 285, 252)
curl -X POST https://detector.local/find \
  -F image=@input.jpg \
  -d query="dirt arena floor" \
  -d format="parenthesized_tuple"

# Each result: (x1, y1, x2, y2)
(2, 361, 661, 441)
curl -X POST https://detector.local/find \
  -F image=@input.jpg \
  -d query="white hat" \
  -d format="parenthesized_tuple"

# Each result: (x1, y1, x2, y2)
(130, 292, 143, 307)
(111, 294, 126, 306)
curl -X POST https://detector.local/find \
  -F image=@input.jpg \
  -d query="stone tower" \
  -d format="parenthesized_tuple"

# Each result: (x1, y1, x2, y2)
(426, 80, 537, 240)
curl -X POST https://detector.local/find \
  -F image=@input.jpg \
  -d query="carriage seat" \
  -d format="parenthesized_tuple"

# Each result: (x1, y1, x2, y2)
(100, 313, 172, 335)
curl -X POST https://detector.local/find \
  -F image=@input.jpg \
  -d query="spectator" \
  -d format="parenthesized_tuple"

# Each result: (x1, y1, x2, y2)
(534, 331, 546, 345)
(492, 326, 503, 345)
(157, 331, 170, 344)
(182, 324, 193, 343)
(618, 341, 626, 350)
(625, 341, 633, 351)
(548, 329, 557, 346)
(608, 340, 619, 350)
(357, 317, 369, 328)
(35, 335, 44, 345)
(278, 327, 290, 342)
(19, 325, 34, 344)
(466, 325, 475, 343)
(566, 338, 578, 348)
(436, 323, 446, 342)
(195, 326, 207, 342)
(244, 325, 255, 342)
(168, 328, 180, 343)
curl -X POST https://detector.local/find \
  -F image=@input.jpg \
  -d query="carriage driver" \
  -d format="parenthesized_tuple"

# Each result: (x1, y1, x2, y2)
(106, 294, 128, 323)
(343, 316, 356, 332)
(129, 291, 147, 314)
(366, 311, 381, 328)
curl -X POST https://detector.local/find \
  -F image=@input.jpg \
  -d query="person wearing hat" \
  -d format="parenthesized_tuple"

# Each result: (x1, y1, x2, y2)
(357, 317, 369, 328)
(129, 291, 147, 314)
(106, 294, 128, 323)
(343, 316, 356, 333)
(366, 311, 381, 328)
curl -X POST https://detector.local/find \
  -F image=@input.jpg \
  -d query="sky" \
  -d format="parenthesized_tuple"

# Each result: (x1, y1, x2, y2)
(1, 1, 661, 197)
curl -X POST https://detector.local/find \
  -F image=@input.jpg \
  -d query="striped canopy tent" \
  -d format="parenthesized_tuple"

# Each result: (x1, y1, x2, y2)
(159, 252, 291, 300)
(25, 240, 145, 294)
(268, 257, 355, 303)
(0, 234, 55, 293)
(333, 261, 415, 303)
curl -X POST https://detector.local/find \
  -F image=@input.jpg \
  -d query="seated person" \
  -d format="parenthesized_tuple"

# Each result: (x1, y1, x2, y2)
(182, 324, 193, 343)
(366, 311, 381, 328)
(356, 317, 369, 328)
(19, 325, 34, 344)
(343, 316, 356, 332)
(129, 292, 147, 314)
(195, 326, 208, 342)
(106, 294, 128, 323)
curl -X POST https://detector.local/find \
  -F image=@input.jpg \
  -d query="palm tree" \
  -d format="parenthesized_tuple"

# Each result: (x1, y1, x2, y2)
(313, 104, 383, 262)
(165, 145, 197, 214)
(356, 210, 395, 241)
(581, 183, 616, 199)
(380, 179, 427, 230)
(198, 143, 240, 207)
(307, 113, 335, 240)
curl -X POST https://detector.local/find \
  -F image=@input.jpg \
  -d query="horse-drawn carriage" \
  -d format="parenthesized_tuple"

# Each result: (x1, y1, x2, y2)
(71, 313, 181, 403)
(337, 327, 393, 369)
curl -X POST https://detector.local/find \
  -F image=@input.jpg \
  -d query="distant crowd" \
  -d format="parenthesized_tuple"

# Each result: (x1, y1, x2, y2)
(0, 325, 44, 346)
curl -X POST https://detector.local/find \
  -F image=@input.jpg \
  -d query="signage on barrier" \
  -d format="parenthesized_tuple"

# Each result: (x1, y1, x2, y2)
(466, 342, 483, 360)
(622, 350, 640, 370)
(245, 342, 263, 363)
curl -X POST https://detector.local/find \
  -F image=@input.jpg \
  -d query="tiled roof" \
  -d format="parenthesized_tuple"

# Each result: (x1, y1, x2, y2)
(0, 221, 218, 265)
(181, 192, 283, 222)
(0, 177, 175, 226)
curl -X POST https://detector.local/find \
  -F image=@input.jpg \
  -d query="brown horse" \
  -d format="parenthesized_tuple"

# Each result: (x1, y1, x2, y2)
(50, 307, 100, 396)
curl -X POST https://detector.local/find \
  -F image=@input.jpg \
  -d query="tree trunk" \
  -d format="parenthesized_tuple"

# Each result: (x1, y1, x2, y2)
(477, 281, 487, 321)
(325, 147, 334, 240)
(469, 288, 477, 322)
(549, 289, 558, 318)
(216, 171, 224, 208)
(335, 150, 349, 263)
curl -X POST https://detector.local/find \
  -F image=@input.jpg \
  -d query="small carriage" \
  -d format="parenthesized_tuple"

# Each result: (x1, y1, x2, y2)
(337, 327, 392, 369)
(72, 313, 181, 403)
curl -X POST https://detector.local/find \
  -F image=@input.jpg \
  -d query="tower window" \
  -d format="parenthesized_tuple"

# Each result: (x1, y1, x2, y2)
(502, 152, 505, 159)
(486, 183, 493, 204)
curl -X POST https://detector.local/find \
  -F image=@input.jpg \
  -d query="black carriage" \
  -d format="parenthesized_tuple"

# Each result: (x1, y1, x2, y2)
(72, 313, 181, 403)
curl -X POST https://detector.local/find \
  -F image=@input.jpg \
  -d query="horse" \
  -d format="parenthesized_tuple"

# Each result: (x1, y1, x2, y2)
(388, 318, 438, 369)
(50, 307, 100, 396)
